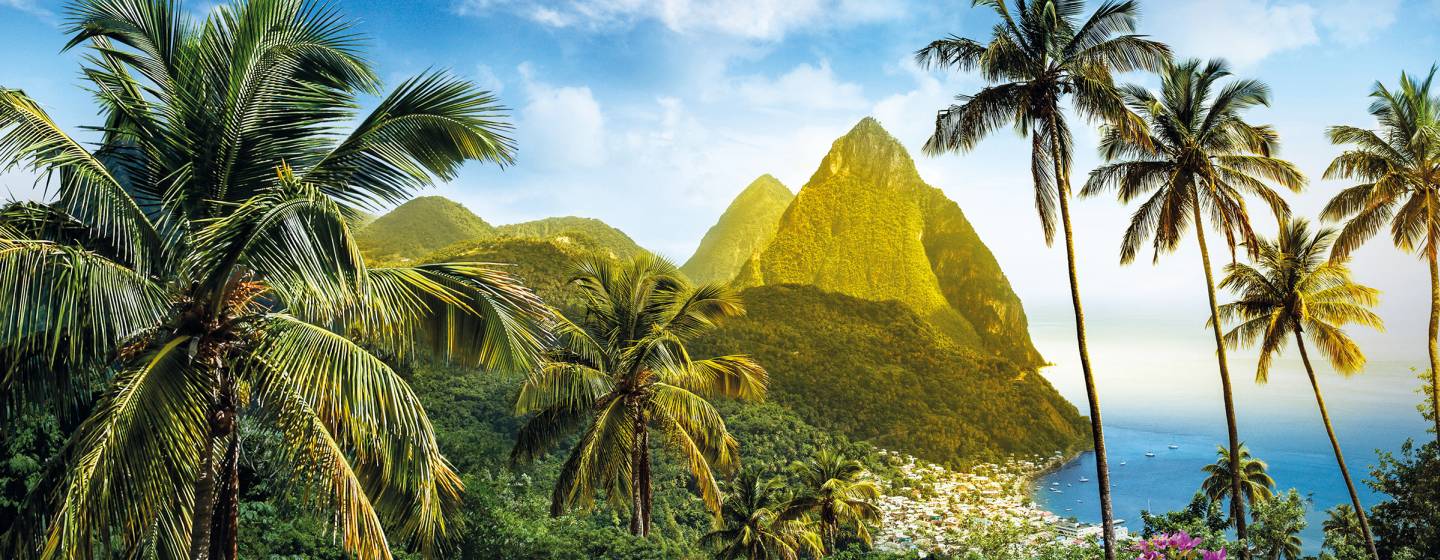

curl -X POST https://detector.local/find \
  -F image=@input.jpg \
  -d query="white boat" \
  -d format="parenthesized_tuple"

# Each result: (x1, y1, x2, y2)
(1145, 451, 1156, 457)
(1119, 461, 1127, 466)
(1078, 477, 1090, 482)
(1168, 444, 1180, 449)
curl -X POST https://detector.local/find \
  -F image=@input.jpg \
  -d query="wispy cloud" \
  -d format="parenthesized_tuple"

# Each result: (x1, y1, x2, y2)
(1, 0, 54, 20)
(452, 0, 904, 41)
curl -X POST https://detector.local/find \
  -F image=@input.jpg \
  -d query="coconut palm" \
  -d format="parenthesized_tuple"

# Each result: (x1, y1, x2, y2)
(1200, 443, 1276, 521)
(913, 3, 1169, 557)
(1323, 504, 1361, 538)
(1218, 218, 1384, 559)
(1321, 67, 1440, 441)
(0, 1, 549, 558)
(783, 449, 881, 554)
(1081, 58, 1306, 550)
(700, 470, 823, 560)
(512, 254, 767, 537)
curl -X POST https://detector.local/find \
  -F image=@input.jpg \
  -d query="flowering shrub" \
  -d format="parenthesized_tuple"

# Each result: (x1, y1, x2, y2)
(1132, 532, 1228, 560)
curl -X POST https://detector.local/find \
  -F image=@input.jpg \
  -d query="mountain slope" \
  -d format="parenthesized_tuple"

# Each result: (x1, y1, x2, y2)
(496, 217, 646, 260)
(681, 175, 793, 284)
(356, 196, 494, 263)
(692, 284, 1088, 463)
(735, 117, 1043, 368)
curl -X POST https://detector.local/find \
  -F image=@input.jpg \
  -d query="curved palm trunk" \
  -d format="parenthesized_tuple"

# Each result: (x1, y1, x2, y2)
(1293, 333, 1380, 560)
(1190, 203, 1248, 557)
(1428, 251, 1440, 441)
(1049, 119, 1117, 560)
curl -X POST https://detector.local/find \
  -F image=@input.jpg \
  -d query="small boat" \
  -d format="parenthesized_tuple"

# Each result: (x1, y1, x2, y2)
(1145, 451, 1156, 458)
(1168, 444, 1180, 449)
(1078, 477, 1090, 482)
(1119, 461, 1127, 466)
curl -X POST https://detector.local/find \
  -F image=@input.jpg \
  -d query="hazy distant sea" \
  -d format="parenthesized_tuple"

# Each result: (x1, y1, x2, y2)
(1027, 320, 1431, 554)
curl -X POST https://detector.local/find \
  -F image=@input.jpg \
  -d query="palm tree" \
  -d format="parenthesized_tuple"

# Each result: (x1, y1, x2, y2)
(1218, 218, 1384, 560)
(783, 449, 881, 554)
(1323, 504, 1361, 538)
(1200, 443, 1276, 521)
(1320, 67, 1440, 441)
(512, 254, 768, 537)
(914, 3, 1169, 558)
(0, 1, 549, 558)
(1081, 58, 1306, 551)
(700, 470, 823, 560)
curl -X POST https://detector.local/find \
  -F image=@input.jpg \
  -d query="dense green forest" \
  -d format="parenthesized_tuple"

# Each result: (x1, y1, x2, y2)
(692, 284, 1088, 464)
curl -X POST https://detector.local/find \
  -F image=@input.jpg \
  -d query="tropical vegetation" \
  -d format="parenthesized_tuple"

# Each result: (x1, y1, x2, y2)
(1, 0, 1439, 559)
(0, 0, 549, 557)
(1218, 218, 1384, 559)
(512, 254, 768, 536)
(1081, 57, 1306, 552)
(1200, 444, 1276, 524)
(783, 449, 883, 555)
(1320, 67, 1440, 442)
(915, 1, 1171, 556)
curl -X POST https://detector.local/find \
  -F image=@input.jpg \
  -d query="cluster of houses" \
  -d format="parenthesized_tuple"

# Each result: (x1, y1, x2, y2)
(870, 450, 1127, 555)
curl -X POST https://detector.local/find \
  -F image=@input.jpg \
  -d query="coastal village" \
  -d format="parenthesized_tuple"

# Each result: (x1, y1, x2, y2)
(872, 451, 1126, 555)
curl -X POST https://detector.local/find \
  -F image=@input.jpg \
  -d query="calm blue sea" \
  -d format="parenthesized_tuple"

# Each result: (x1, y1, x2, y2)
(1028, 320, 1432, 555)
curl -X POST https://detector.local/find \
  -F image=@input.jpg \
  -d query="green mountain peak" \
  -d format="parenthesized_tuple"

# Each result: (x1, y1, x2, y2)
(681, 174, 794, 284)
(735, 117, 1043, 368)
(355, 196, 494, 263)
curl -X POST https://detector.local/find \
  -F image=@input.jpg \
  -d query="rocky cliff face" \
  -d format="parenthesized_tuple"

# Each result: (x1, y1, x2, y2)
(735, 117, 1043, 368)
(681, 174, 794, 284)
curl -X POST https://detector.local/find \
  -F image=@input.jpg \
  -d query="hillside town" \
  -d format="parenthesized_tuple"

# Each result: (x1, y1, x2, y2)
(872, 451, 1126, 555)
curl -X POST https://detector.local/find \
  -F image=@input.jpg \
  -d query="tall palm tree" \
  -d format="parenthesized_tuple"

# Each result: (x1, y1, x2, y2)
(913, 3, 1169, 557)
(700, 470, 823, 560)
(512, 254, 768, 537)
(1081, 58, 1306, 551)
(0, 1, 549, 558)
(1218, 218, 1384, 560)
(783, 449, 881, 555)
(1320, 67, 1440, 441)
(1200, 443, 1276, 521)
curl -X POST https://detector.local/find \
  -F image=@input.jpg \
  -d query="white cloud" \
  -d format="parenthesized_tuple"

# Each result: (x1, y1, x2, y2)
(515, 63, 608, 169)
(454, 0, 903, 40)
(1317, 0, 1400, 45)
(734, 60, 868, 111)
(0, 0, 52, 19)
(1148, 0, 1318, 67)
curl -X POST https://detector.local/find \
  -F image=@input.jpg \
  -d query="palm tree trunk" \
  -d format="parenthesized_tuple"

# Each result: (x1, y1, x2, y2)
(1049, 117, 1116, 560)
(639, 429, 652, 537)
(1190, 202, 1248, 557)
(208, 434, 241, 560)
(189, 371, 225, 560)
(1429, 250, 1440, 441)
(1293, 332, 1380, 560)
(629, 436, 644, 537)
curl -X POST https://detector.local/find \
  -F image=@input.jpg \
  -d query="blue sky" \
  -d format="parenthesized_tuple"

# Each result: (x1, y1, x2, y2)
(4, 0, 1440, 360)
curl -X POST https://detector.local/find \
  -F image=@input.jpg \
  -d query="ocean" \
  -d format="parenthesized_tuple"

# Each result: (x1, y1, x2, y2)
(1027, 319, 1432, 555)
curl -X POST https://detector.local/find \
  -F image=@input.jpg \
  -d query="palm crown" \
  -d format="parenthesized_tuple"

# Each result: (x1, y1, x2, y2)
(915, 0, 1169, 242)
(0, 0, 549, 558)
(1218, 218, 1384, 381)
(700, 470, 822, 560)
(783, 449, 881, 554)
(512, 254, 767, 535)
(1200, 443, 1275, 516)
(1322, 66, 1440, 259)
(1082, 58, 1306, 263)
